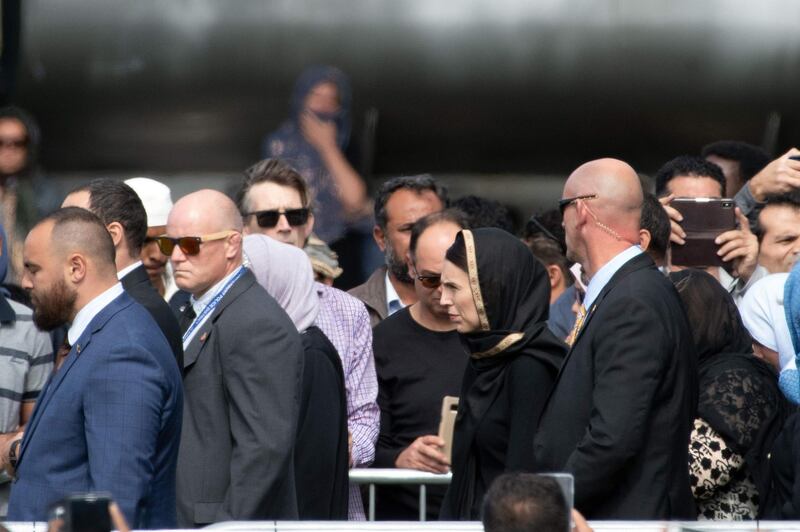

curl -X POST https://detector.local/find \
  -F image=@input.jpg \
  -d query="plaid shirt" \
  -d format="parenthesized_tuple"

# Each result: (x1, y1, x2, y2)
(315, 283, 379, 520)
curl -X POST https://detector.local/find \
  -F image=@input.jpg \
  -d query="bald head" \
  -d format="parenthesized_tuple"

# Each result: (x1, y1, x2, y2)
(169, 189, 243, 233)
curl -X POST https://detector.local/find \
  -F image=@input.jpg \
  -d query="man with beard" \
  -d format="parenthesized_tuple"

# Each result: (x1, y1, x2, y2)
(350, 175, 447, 327)
(4, 207, 183, 528)
(371, 209, 468, 519)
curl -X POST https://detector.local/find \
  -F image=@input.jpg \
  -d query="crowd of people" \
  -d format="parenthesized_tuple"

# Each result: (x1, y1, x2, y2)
(0, 65, 797, 530)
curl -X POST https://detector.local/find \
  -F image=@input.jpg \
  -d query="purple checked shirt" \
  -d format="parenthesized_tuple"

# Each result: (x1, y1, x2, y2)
(315, 283, 379, 520)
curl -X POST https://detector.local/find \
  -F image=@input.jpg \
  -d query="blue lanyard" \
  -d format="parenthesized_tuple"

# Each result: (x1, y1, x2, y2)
(182, 266, 247, 345)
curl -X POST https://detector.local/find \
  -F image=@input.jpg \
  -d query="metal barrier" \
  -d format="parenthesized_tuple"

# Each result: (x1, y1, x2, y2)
(348, 468, 452, 521)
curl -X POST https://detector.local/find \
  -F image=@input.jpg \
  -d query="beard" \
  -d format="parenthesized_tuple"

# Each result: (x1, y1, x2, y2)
(31, 278, 77, 331)
(384, 239, 413, 284)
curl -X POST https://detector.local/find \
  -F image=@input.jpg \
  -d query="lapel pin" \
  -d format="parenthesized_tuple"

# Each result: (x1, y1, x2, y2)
(76, 344, 82, 354)
(200, 332, 208, 343)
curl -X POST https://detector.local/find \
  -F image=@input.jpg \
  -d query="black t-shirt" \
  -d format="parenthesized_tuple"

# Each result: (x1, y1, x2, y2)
(372, 306, 467, 520)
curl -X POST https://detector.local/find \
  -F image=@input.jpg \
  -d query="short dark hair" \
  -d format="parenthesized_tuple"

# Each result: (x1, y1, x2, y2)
(523, 209, 566, 254)
(526, 236, 573, 287)
(754, 190, 800, 241)
(43, 207, 117, 271)
(451, 195, 514, 233)
(640, 192, 671, 265)
(374, 174, 448, 231)
(409, 208, 470, 260)
(482, 473, 569, 532)
(701, 140, 770, 183)
(654, 155, 727, 197)
(237, 158, 311, 215)
(72, 179, 148, 258)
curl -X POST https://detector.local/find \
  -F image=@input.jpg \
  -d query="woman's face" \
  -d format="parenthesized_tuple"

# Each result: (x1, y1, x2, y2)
(440, 259, 482, 333)
(304, 81, 340, 116)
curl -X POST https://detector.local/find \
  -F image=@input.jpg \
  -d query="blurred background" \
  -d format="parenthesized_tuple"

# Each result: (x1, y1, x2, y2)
(2, 0, 799, 214)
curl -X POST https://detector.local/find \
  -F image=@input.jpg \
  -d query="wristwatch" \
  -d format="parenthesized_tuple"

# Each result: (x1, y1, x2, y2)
(8, 438, 21, 469)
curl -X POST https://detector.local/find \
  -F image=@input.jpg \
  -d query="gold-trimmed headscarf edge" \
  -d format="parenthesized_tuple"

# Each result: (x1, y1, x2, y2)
(471, 332, 525, 359)
(463, 229, 490, 331)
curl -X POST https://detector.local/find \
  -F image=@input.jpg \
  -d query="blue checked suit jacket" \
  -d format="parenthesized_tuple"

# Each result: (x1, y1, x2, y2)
(7, 292, 183, 528)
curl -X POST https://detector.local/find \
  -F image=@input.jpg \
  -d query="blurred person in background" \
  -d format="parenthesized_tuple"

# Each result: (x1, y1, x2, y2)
(452, 195, 515, 233)
(264, 65, 378, 287)
(371, 209, 468, 520)
(439, 228, 566, 519)
(753, 191, 800, 274)
(237, 159, 378, 519)
(702, 140, 770, 198)
(125, 177, 180, 300)
(244, 235, 349, 520)
(639, 192, 671, 269)
(305, 234, 344, 285)
(0, 222, 52, 518)
(670, 269, 787, 520)
(0, 107, 61, 281)
(350, 175, 446, 327)
(62, 179, 183, 367)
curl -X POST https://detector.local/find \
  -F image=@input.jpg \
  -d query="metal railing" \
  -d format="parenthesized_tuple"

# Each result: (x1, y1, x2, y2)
(349, 468, 452, 521)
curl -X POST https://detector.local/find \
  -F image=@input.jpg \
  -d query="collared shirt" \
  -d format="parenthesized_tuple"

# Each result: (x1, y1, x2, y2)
(582, 246, 643, 312)
(68, 283, 125, 345)
(116, 260, 143, 280)
(385, 272, 405, 317)
(315, 282, 379, 520)
(184, 265, 243, 348)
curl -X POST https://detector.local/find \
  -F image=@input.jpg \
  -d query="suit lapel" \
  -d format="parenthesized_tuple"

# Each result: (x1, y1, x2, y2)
(18, 294, 132, 464)
(548, 253, 655, 387)
(183, 271, 255, 370)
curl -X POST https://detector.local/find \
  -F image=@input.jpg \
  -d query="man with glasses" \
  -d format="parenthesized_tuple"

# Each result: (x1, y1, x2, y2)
(371, 209, 468, 520)
(534, 158, 697, 520)
(62, 179, 183, 366)
(236, 158, 379, 520)
(165, 189, 303, 526)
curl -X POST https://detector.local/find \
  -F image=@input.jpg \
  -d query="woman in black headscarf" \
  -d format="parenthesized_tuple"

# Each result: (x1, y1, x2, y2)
(669, 269, 788, 520)
(438, 228, 567, 520)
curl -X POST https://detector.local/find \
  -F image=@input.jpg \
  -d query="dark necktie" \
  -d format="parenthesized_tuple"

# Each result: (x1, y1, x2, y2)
(54, 338, 72, 371)
(179, 304, 197, 334)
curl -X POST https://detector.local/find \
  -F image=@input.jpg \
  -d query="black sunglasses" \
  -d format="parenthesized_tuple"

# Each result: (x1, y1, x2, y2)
(558, 194, 597, 215)
(416, 274, 441, 289)
(246, 208, 310, 228)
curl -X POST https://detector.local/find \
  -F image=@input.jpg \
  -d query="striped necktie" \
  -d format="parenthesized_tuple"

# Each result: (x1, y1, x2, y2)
(565, 304, 587, 346)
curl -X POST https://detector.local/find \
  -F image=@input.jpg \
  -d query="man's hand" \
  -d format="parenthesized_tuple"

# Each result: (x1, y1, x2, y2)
(0, 430, 23, 476)
(716, 207, 758, 283)
(394, 435, 450, 474)
(659, 194, 686, 245)
(749, 148, 800, 202)
(300, 111, 338, 152)
(572, 509, 594, 532)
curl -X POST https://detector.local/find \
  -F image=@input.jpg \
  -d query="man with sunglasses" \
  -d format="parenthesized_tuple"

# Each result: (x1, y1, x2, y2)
(371, 209, 468, 519)
(237, 158, 379, 520)
(62, 179, 183, 367)
(166, 189, 303, 525)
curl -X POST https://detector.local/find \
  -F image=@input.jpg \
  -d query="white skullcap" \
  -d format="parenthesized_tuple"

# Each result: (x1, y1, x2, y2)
(124, 177, 173, 227)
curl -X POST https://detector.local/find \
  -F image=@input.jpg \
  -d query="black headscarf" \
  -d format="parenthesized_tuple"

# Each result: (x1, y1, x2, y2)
(670, 269, 787, 514)
(443, 228, 567, 519)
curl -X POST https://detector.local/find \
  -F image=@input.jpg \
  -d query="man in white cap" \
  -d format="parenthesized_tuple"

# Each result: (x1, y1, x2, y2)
(125, 177, 179, 300)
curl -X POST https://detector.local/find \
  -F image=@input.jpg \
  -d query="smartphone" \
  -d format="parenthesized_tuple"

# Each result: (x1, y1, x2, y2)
(49, 493, 113, 532)
(437, 396, 459, 463)
(670, 197, 736, 268)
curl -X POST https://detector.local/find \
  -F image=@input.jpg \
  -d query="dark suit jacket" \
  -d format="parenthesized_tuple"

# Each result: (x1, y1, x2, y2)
(176, 269, 304, 526)
(534, 253, 698, 519)
(8, 293, 183, 528)
(349, 266, 388, 328)
(121, 264, 184, 368)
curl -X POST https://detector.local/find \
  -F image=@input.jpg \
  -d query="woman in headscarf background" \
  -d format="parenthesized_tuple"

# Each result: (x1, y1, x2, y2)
(243, 234, 349, 520)
(670, 269, 787, 520)
(437, 228, 567, 520)
(264, 65, 378, 287)
(761, 261, 800, 519)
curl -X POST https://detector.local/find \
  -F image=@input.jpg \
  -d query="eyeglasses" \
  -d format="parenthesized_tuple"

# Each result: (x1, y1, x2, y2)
(0, 137, 27, 149)
(246, 208, 310, 228)
(558, 194, 597, 215)
(156, 231, 238, 256)
(416, 274, 442, 289)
